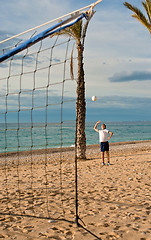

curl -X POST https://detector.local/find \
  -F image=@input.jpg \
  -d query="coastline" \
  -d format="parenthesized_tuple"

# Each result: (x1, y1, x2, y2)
(0, 139, 151, 158)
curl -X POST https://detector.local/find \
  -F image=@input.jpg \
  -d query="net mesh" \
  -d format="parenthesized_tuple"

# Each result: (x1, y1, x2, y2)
(0, 15, 81, 221)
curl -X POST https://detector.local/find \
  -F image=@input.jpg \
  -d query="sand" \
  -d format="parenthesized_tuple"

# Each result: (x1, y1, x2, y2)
(0, 141, 151, 240)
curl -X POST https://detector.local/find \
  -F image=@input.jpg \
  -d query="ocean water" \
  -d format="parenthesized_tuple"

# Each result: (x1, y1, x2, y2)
(0, 121, 151, 153)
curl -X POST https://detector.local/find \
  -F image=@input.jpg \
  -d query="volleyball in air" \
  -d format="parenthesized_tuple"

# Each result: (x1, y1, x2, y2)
(92, 96, 97, 101)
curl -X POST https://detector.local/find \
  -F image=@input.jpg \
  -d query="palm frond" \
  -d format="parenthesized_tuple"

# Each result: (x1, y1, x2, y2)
(82, 10, 95, 45)
(68, 20, 83, 40)
(70, 45, 74, 80)
(124, 1, 151, 33)
(142, 0, 151, 23)
(50, 19, 83, 45)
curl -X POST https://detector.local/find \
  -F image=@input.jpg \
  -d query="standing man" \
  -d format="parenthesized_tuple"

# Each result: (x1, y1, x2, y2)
(94, 120, 113, 166)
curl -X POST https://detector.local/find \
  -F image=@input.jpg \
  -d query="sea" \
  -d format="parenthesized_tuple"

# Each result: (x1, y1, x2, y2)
(0, 121, 151, 153)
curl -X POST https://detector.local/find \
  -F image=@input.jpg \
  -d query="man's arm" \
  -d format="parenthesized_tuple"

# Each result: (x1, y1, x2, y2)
(108, 131, 113, 140)
(94, 120, 101, 133)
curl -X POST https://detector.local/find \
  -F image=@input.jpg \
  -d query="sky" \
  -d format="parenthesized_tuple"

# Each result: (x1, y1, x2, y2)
(0, 0, 151, 122)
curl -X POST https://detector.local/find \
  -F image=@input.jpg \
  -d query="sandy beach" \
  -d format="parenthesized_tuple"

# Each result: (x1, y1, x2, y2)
(0, 140, 151, 240)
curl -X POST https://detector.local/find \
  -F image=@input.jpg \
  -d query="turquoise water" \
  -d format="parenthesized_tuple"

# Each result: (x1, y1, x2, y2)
(0, 121, 151, 153)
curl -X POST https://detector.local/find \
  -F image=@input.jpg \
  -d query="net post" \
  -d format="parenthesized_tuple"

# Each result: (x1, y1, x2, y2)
(75, 152, 79, 226)
(75, 99, 79, 226)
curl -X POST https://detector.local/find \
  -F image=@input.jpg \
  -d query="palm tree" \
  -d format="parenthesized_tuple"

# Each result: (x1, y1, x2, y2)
(56, 12, 94, 159)
(124, 0, 151, 34)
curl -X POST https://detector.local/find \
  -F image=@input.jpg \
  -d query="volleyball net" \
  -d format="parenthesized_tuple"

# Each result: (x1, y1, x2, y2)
(0, 1, 102, 224)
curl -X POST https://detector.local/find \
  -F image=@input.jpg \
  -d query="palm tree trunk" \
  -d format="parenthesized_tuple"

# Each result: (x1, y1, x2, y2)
(76, 42, 86, 159)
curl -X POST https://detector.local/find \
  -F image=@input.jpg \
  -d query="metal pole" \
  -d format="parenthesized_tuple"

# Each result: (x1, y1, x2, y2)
(74, 0, 104, 226)
(75, 100, 79, 226)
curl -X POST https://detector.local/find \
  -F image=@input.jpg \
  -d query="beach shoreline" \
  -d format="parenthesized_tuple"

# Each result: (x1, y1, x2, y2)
(0, 139, 151, 158)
